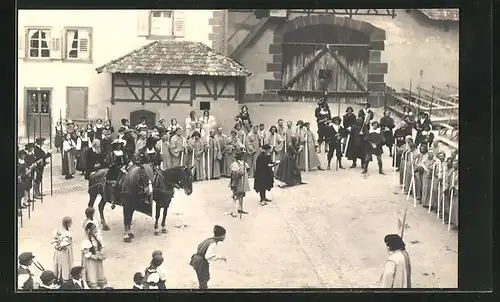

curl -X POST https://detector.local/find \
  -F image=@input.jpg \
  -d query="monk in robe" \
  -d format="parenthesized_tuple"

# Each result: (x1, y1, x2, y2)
(169, 127, 185, 167)
(430, 151, 446, 212)
(413, 144, 429, 204)
(276, 119, 286, 137)
(215, 127, 228, 177)
(224, 129, 245, 177)
(442, 157, 454, 224)
(188, 131, 205, 181)
(399, 136, 413, 187)
(268, 125, 284, 167)
(403, 142, 418, 194)
(234, 123, 246, 146)
(205, 129, 222, 180)
(420, 151, 436, 209)
(244, 125, 261, 178)
(298, 122, 322, 171)
(159, 133, 171, 170)
(281, 121, 295, 160)
(257, 123, 270, 146)
(380, 234, 412, 288)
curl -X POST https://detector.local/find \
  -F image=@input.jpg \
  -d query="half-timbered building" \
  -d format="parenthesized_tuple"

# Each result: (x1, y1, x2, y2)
(96, 40, 251, 130)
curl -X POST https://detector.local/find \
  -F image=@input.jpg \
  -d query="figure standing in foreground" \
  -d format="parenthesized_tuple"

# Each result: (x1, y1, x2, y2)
(52, 216, 74, 285)
(275, 136, 305, 188)
(81, 222, 107, 289)
(229, 150, 250, 217)
(380, 234, 411, 288)
(254, 144, 279, 206)
(363, 121, 385, 175)
(189, 225, 227, 289)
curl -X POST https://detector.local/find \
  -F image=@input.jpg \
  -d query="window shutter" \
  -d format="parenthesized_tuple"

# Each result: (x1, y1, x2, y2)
(50, 28, 62, 60)
(78, 29, 91, 60)
(18, 34, 26, 59)
(173, 10, 185, 38)
(137, 10, 150, 37)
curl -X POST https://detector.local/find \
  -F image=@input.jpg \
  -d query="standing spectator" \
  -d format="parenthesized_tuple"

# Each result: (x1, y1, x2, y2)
(18, 252, 36, 291)
(299, 122, 323, 171)
(81, 222, 107, 289)
(254, 144, 278, 206)
(61, 266, 90, 290)
(86, 122, 95, 143)
(62, 133, 76, 180)
(74, 131, 83, 174)
(169, 127, 185, 167)
(37, 270, 59, 290)
(143, 251, 167, 289)
(54, 121, 64, 153)
(244, 125, 261, 178)
(189, 225, 227, 289)
(94, 119, 104, 140)
(379, 234, 412, 288)
(52, 216, 74, 285)
(235, 105, 252, 133)
(159, 132, 171, 170)
(199, 109, 217, 139)
(229, 150, 250, 217)
(215, 127, 228, 176)
(379, 110, 395, 157)
(85, 140, 104, 180)
(205, 129, 222, 179)
(132, 272, 145, 290)
(33, 137, 49, 198)
(78, 130, 91, 176)
(185, 110, 198, 133)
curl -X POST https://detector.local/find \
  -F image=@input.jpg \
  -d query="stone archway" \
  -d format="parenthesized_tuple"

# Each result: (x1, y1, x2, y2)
(264, 14, 388, 106)
(130, 109, 156, 129)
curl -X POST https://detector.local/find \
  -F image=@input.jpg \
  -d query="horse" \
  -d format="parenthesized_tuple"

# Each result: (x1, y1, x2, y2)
(120, 164, 194, 243)
(87, 168, 114, 231)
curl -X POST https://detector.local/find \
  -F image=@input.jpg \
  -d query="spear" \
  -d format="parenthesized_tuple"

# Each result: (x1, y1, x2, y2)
(398, 202, 410, 239)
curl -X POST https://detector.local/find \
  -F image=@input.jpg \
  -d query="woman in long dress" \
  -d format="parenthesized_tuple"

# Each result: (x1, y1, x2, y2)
(167, 118, 181, 139)
(187, 131, 205, 181)
(420, 152, 436, 209)
(81, 222, 107, 289)
(398, 136, 413, 187)
(413, 144, 429, 204)
(429, 151, 446, 212)
(185, 110, 198, 135)
(224, 129, 244, 177)
(74, 131, 83, 174)
(235, 105, 252, 134)
(86, 123, 95, 143)
(234, 123, 246, 145)
(169, 128, 185, 167)
(54, 121, 64, 153)
(298, 122, 322, 171)
(205, 129, 222, 179)
(78, 130, 90, 175)
(62, 133, 76, 179)
(275, 136, 304, 188)
(268, 125, 284, 165)
(52, 216, 74, 285)
(159, 133, 171, 170)
(199, 110, 217, 140)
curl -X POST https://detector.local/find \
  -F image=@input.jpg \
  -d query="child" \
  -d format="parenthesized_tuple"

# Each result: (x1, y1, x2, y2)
(143, 251, 166, 289)
(132, 272, 144, 290)
(229, 150, 250, 218)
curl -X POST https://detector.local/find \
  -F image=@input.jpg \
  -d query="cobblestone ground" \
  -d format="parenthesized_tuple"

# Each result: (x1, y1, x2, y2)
(18, 151, 457, 289)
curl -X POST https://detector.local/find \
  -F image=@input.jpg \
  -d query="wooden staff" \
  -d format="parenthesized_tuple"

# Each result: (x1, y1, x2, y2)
(401, 150, 408, 194)
(344, 134, 350, 154)
(305, 133, 309, 172)
(428, 162, 436, 213)
(180, 137, 185, 165)
(105, 107, 110, 121)
(448, 171, 455, 231)
(191, 146, 195, 172)
(441, 164, 447, 224)
(411, 153, 417, 207)
(207, 142, 211, 181)
(392, 144, 397, 185)
(284, 133, 287, 154)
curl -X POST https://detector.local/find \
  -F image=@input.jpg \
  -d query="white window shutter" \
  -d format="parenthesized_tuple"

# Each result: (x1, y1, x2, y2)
(137, 10, 150, 37)
(78, 29, 91, 60)
(18, 34, 26, 59)
(173, 10, 185, 38)
(50, 28, 62, 60)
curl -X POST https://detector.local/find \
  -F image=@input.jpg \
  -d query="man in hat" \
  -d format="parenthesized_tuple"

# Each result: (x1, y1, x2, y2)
(24, 143, 36, 202)
(61, 266, 90, 290)
(17, 150, 30, 213)
(244, 125, 261, 178)
(254, 144, 278, 206)
(315, 99, 332, 153)
(325, 116, 346, 170)
(137, 136, 162, 167)
(122, 128, 136, 160)
(18, 252, 36, 290)
(189, 225, 227, 289)
(394, 121, 412, 171)
(379, 110, 396, 157)
(37, 270, 59, 290)
(414, 111, 432, 146)
(120, 118, 130, 131)
(105, 139, 131, 207)
(380, 234, 412, 288)
(363, 121, 386, 175)
(33, 137, 50, 199)
(358, 102, 374, 134)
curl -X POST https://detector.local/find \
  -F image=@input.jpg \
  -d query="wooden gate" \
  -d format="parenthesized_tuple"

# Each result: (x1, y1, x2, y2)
(26, 89, 51, 138)
(130, 110, 156, 129)
(281, 43, 369, 103)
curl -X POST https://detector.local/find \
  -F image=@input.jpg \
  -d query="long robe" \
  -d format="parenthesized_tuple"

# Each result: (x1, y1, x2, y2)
(229, 160, 250, 199)
(394, 127, 412, 168)
(299, 130, 321, 171)
(236, 130, 246, 145)
(216, 134, 228, 176)
(169, 135, 185, 167)
(430, 160, 445, 211)
(188, 139, 206, 181)
(257, 130, 270, 147)
(379, 250, 412, 288)
(254, 152, 274, 192)
(244, 132, 261, 178)
(403, 150, 418, 194)
(399, 146, 410, 186)
(413, 151, 427, 202)
(380, 116, 395, 146)
(224, 136, 244, 177)
(450, 169, 459, 227)
(62, 139, 76, 176)
(159, 139, 171, 170)
(268, 132, 284, 163)
(443, 167, 458, 227)
(52, 228, 74, 283)
(205, 136, 222, 179)
(280, 128, 295, 160)
(275, 148, 302, 186)
(199, 116, 217, 140)
(78, 137, 90, 173)
(421, 156, 436, 208)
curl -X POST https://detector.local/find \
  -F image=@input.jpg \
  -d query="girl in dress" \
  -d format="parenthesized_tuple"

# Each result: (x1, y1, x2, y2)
(167, 118, 180, 139)
(86, 123, 95, 143)
(103, 120, 115, 139)
(81, 222, 107, 289)
(199, 110, 217, 141)
(194, 122, 206, 141)
(234, 123, 246, 144)
(185, 110, 198, 134)
(62, 133, 76, 179)
(94, 119, 104, 140)
(52, 216, 74, 285)
(229, 150, 250, 218)
(235, 105, 252, 133)
(54, 121, 64, 153)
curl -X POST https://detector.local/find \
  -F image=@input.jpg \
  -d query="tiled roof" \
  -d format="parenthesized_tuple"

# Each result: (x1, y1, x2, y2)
(417, 9, 459, 21)
(96, 40, 251, 77)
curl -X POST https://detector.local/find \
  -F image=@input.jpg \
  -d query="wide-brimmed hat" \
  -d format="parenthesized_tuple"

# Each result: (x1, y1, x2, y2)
(25, 143, 35, 150)
(18, 252, 35, 263)
(40, 270, 57, 283)
(296, 120, 304, 126)
(35, 137, 46, 144)
(331, 116, 341, 123)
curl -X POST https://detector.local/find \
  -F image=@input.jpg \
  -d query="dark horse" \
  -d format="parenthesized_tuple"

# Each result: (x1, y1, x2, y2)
(87, 165, 194, 242)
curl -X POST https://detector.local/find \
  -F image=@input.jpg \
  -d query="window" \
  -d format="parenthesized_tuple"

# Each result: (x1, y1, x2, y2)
(65, 28, 91, 60)
(28, 29, 50, 58)
(66, 87, 88, 120)
(150, 11, 173, 36)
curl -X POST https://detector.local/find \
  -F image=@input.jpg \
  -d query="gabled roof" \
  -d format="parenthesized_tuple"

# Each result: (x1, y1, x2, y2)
(96, 40, 251, 77)
(417, 9, 459, 21)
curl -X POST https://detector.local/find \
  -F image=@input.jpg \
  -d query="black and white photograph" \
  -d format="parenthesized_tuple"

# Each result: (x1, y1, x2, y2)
(17, 8, 464, 290)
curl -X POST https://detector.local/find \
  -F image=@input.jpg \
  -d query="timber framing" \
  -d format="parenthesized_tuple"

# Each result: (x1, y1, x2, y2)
(194, 77, 236, 100)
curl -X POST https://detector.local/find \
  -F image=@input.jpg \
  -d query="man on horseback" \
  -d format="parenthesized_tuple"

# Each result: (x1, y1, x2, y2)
(137, 137, 162, 168)
(105, 139, 132, 208)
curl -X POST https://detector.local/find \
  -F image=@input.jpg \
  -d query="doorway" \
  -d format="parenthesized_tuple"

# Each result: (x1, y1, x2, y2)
(25, 89, 51, 138)
(130, 110, 156, 129)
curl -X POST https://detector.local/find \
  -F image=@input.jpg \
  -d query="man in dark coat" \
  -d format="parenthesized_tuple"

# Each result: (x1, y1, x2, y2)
(254, 144, 278, 206)
(37, 270, 59, 290)
(345, 117, 366, 168)
(33, 137, 50, 199)
(122, 128, 136, 160)
(137, 136, 162, 167)
(358, 102, 374, 134)
(314, 99, 332, 153)
(325, 116, 346, 170)
(189, 225, 227, 290)
(393, 121, 412, 170)
(379, 110, 396, 157)
(24, 143, 36, 202)
(414, 111, 432, 146)
(342, 106, 357, 130)
(85, 140, 105, 179)
(18, 252, 36, 290)
(60, 266, 89, 290)
(363, 121, 386, 175)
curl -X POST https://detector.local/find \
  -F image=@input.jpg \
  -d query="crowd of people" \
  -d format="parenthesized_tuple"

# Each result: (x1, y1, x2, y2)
(17, 100, 458, 290)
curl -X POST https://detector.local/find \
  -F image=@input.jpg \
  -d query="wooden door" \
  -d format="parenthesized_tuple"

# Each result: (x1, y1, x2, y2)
(130, 110, 156, 129)
(26, 90, 51, 138)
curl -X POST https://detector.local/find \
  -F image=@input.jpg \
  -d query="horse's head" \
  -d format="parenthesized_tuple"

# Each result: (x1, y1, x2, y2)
(162, 166, 194, 196)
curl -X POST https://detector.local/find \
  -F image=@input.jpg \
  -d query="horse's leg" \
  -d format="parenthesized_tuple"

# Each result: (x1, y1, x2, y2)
(161, 200, 169, 234)
(98, 196, 110, 231)
(123, 197, 132, 243)
(154, 199, 161, 236)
